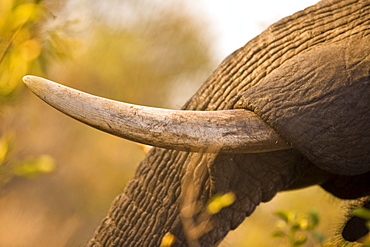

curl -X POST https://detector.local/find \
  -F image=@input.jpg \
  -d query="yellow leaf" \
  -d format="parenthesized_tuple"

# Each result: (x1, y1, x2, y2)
(207, 199, 223, 214)
(12, 28, 31, 46)
(36, 155, 56, 173)
(19, 39, 41, 61)
(207, 192, 236, 215)
(12, 155, 56, 178)
(0, 136, 10, 163)
(9, 3, 38, 30)
(219, 192, 236, 207)
(299, 218, 309, 230)
(136, 143, 152, 154)
(0, 50, 28, 97)
(0, 0, 15, 31)
(160, 232, 175, 247)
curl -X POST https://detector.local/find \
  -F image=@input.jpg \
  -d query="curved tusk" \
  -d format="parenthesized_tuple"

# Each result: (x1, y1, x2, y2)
(23, 75, 291, 153)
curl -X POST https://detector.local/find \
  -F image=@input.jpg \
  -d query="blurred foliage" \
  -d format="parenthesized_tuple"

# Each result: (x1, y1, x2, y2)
(219, 188, 351, 247)
(352, 207, 370, 246)
(0, 0, 80, 186)
(12, 154, 55, 178)
(0, 0, 216, 246)
(272, 209, 326, 246)
(179, 191, 236, 246)
(0, 0, 43, 101)
(0, 1, 358, 247)
(0, 0, 75, 102)
(0, 0, 61, 186)
(50, 3, 215, 108)
(0, 133, 55, 184)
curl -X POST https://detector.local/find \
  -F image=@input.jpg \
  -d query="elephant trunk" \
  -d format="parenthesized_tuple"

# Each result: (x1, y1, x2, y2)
(87, 148, 312, 247)
(87, 149, 188, 246)
(86, 150, 257, 247)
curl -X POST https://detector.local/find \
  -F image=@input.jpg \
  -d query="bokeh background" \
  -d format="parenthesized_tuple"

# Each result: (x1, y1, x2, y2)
(0, 0, 360, 246)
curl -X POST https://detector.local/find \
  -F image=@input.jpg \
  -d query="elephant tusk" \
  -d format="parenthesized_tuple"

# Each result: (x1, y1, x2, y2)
(23, 75, 291, 153)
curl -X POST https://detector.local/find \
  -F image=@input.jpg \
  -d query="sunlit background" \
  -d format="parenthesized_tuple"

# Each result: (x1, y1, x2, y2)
(0, 0, 359, 246)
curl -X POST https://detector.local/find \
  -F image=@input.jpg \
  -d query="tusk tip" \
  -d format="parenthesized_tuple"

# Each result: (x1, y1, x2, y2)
(22, 75, 56, 97)
(22, 75, 56, 93)
(22, 75, 40, 86)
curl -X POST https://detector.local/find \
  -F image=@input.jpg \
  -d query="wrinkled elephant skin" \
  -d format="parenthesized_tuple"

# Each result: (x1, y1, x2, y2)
(23, 0, 370, 246)
(87, 0, 370, 245)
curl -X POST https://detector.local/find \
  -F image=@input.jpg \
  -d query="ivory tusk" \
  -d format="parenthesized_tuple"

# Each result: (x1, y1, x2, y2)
(23, 75, 291, 153)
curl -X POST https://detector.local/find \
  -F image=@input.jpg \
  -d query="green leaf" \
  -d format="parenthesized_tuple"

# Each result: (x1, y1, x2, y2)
(308, 209, 320, 228)
(352, 207, 370, 220)
(293, 234, 307, 246)
(363, 241, 370, 247)
(312, 232, 326, 243)
(275, 211, 290, 223)
(292, 222, 301, 231)
(275, 219, 287, 229)
(12, 155, 55, 178)
(271, 230, 286, 238)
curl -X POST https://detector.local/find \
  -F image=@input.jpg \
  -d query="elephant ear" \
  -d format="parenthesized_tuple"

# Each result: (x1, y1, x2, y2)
(237, 37, 370, 176)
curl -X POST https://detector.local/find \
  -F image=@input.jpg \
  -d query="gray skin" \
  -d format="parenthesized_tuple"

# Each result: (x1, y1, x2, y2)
(86, 0, 370, 246)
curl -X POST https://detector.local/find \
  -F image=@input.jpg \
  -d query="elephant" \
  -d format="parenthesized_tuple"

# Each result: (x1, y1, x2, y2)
(23, 0, 369, 246)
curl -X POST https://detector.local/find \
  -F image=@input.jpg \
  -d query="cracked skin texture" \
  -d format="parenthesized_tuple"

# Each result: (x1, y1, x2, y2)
(88, 0, 370, 246)
(237, 39, 370, 176)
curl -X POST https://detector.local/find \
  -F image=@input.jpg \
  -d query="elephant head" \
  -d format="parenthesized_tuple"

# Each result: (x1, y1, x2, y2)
(24, 0, 370, 246)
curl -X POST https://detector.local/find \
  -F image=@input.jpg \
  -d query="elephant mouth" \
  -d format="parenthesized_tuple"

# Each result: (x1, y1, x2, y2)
(23, 75, 291, 153)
